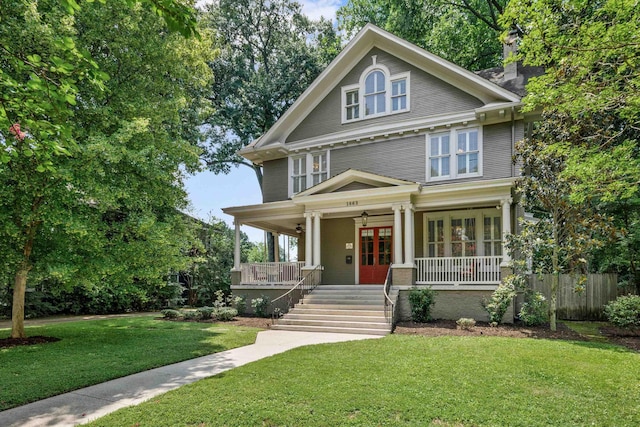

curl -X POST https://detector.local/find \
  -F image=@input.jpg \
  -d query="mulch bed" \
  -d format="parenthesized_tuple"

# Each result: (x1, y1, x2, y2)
(0, 336, 60, 349)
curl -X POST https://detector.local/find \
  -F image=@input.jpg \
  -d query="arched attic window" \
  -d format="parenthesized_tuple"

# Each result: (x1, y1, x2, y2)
(341, 57, 410, 123)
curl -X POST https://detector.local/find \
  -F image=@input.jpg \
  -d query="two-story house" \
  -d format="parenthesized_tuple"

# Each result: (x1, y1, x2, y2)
(223, 24, 538, 334)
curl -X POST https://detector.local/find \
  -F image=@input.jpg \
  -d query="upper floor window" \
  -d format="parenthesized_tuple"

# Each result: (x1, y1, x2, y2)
(427, 127, 482, 182)
(341, 56, 410, 123)
(290, 151, 329, 196)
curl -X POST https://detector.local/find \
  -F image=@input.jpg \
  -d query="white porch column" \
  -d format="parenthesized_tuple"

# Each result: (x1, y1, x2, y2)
(501, 198, 513, 266)
(312, 212, 322, 266)
(273, 232, 280, 262)
(304, 212, 313, 267)
(403, 204, 415, 265)
(233, 220, 241, 270)
(393, 204, 403, 265)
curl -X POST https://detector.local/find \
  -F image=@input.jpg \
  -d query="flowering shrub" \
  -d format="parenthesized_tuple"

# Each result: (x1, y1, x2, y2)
(232, 295, 247, 315)
(213, 307, 238, 321)
(251, 295, 270, 318)
(519, 291, 548, 326)
(604, 295, 640, 329)
(482, 276, 517, 325)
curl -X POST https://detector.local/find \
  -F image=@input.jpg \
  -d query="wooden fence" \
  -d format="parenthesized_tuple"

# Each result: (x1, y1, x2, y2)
(527, 274, 618, 320)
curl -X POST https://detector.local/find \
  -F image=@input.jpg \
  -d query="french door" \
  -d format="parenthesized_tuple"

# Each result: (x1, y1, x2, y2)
(359, 227, 392, 284)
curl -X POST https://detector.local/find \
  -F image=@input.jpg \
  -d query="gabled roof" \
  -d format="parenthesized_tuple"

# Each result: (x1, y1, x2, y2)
(240, 24, 522, 157)
(294, 169, 419, 198)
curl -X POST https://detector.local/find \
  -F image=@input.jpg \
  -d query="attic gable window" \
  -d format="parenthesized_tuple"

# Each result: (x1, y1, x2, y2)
(341, 56, 410, 123)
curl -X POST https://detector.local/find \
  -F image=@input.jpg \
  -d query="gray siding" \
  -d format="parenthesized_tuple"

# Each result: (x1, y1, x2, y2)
(482, 122, 515, 180)
(286, 47, 485, 144)
(334, 182, 380, 192)
(262, 158, 288, 202)
(330, 134, 426, 183)
(321, 218, 356, 285)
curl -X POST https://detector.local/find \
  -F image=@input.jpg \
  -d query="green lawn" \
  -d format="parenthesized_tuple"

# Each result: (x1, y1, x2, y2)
(89, 335, 639, 427)
(0, 317, 259, 410)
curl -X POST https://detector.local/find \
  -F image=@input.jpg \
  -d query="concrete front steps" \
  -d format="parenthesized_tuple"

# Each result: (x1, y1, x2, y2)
(271, 285, 395, 336)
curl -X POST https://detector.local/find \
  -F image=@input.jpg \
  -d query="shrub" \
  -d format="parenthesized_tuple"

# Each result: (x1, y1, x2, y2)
(232, 295, 247, 315)
(604, 295, 640, 329)
(519, 291, 549, 326)
(482, 276, 517, 325)
(213, 307, 238, 321)
(456, 318, 476, 330)
(161, 309, 180, 319)
(181, 310, 201, 321)
(408, 287, 436, 323)
(197, 307, 215, 320)
(251, 295, 270, 318)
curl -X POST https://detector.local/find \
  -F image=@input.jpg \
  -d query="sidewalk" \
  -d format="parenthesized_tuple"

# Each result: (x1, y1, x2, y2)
(0, 330, 382, 427)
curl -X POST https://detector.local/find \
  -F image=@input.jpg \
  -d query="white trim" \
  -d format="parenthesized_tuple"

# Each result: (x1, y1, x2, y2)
(354, 215, 394, 284)
(426, 125, 483, 182)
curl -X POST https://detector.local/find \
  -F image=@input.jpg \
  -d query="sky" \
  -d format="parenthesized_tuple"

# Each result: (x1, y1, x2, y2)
(185, 1, 345, 242)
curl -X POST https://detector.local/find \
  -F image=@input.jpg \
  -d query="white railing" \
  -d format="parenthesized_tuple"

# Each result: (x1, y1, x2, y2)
(415, 256, 502, 285)
(240, 262, 305, 285)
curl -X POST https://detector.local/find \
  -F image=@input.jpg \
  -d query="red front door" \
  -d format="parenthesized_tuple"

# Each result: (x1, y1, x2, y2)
(359, 227, 392, 284)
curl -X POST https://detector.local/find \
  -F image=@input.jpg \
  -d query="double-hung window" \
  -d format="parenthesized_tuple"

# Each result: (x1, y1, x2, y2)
(364, 71, 386, 116)
(345, 89, 359, 120)
(427, 127, 482, 181)
(391, 78, 407, 112)
(429, 133, 451, 179)
(290, 151, 329, 195)
(457, 129, 479, 176)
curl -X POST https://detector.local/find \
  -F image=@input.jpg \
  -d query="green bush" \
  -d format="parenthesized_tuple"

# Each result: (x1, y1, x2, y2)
(519, 291, 549, 326)
(604, 295, 640, 328)
(456, 318, 476, 330)
(482, 276, 517, 325)
(213, 307, 238, 321)
(251, 295, 270, 318)
(197, 306, 215, 320)
(408, 287, 436, 323)
(181, 310, 201, 321)
(161, 309, 180, 319)
(232, 295, 247, 315)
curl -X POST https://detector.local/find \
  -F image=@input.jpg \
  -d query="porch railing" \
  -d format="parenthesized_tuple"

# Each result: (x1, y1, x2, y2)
(239, 262, 305, 285)
(415, 256, 502, 285)
(383, 267, 394, 326)
(271, 265, 322, 322)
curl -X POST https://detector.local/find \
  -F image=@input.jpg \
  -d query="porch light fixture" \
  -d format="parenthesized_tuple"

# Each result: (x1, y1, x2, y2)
(295, 224, 303, 234)
(361, 211, 369, 226)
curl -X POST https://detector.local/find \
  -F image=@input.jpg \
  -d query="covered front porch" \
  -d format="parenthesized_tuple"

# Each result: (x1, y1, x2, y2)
(224, 171, 515, 294)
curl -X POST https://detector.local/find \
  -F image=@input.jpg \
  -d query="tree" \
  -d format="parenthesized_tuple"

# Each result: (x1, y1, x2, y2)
(337, 0, 508, 70)
(0, 0, 212, 338)
(199, 0, 341, 186)
(501, 0, 640, 318)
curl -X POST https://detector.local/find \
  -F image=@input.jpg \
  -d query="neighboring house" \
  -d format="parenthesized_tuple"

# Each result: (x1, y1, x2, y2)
(223, 24, 541, 330)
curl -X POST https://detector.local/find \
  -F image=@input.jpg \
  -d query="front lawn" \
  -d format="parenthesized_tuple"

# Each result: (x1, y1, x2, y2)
(0, 317, 260, 410)
(88, 335, 640, 426)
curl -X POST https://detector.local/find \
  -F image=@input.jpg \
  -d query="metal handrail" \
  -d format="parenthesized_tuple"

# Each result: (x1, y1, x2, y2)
(383, 267, 394, 326)
(271, 265, 321, 322)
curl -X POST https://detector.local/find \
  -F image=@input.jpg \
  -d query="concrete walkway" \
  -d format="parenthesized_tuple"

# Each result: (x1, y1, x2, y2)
(0, 330, 382, 427)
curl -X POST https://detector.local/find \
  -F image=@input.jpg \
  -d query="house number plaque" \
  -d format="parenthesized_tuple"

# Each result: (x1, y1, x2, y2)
(346, 201, 358, 206)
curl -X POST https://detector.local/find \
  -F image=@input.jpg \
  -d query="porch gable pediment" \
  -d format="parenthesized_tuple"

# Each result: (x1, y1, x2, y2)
(293, 169, 418, 198)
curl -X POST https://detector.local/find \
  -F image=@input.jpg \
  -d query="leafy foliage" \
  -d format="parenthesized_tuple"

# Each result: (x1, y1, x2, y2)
(251, 295, 271, 318)
(604, 295, 640, 329)
(518, 291, 549, 326)
(408, 286, 436, 323)
(337, 0, 507, 70)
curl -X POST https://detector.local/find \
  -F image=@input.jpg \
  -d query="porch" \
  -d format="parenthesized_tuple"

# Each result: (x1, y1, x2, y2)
(235, 256, 503, 287)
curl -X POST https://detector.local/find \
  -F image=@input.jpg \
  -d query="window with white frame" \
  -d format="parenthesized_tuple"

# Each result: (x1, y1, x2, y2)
(290, 151, 329, 195)
(341, 57, 410, 123)
(424, 210, 502, 258)
(427, 127, 482, 181)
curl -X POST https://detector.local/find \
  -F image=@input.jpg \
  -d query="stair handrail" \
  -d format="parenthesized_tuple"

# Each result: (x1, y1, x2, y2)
(271, 265, 321, 323)
(383, 267, 394, 326)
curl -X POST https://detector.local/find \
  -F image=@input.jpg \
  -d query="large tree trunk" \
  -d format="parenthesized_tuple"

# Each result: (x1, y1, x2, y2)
(11, 223, 37, 339)
(11, 264, 29, 339)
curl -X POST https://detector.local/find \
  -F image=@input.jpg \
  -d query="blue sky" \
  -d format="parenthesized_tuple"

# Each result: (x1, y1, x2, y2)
(185, 1, 345, 242)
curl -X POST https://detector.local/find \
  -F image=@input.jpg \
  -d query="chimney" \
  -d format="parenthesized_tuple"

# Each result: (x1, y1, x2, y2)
(503, 29, 519, 81)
